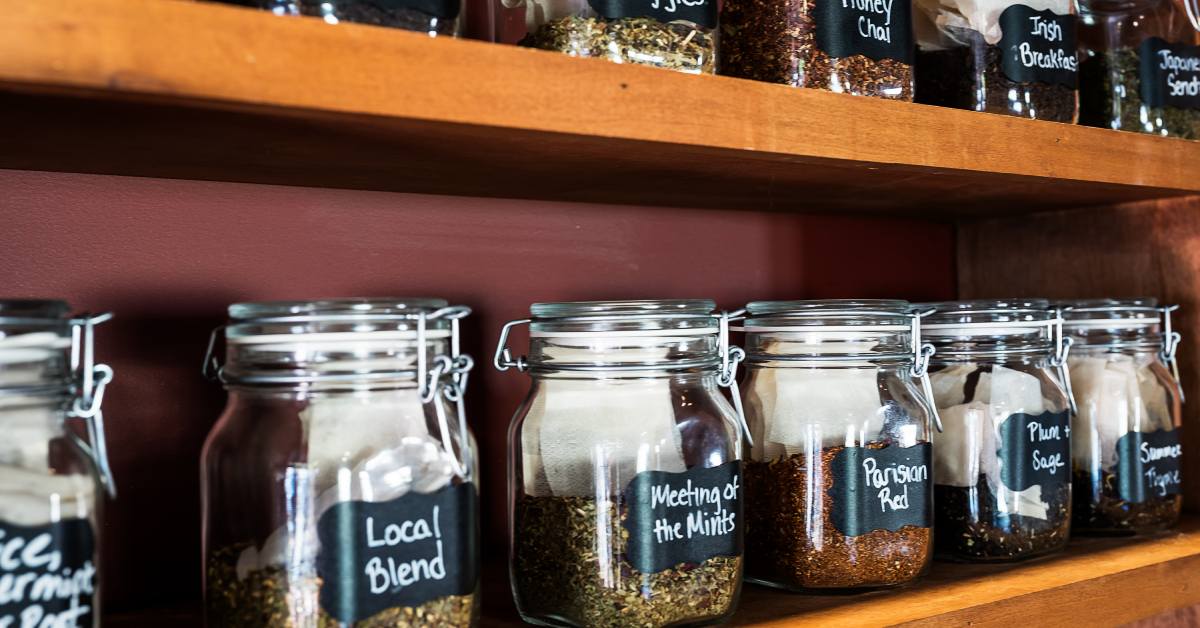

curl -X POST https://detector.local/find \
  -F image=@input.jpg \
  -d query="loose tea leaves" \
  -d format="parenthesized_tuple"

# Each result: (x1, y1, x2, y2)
(1072, 468, 1181, 535)
(514, 495, 741, 627)
(935, 476, 1070, 560)
(522, 16, 717, 74)
(300, 0, 459, 33)
(1080, 47, 1200, 139)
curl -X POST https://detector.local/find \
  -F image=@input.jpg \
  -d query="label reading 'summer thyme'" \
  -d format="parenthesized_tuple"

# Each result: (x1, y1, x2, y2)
(815, 0, 914, 63)
(1116, 429, 1183, 503)
(827, 443, 931, 537)
(586, 0, 717, 29)
(0, 518, 96, 628)
(998, 5, 1078, 87)
(316, 482, 478, 624)
(1139, 38, 1200, 109)
(997, 410, 1071, 493)
(623, 461, 742, 574)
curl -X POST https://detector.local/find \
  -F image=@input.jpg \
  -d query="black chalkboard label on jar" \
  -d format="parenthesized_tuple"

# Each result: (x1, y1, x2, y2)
(1116, 429, 1183, 503)
(316, 482, 479, 624)
(586, 0, 717, 30)
(1139, 38, 1200, 109)
(622, 461, 742, 574)
(372, 0, 462, 20)
(0, 518, 96, 628)
(997, 5, 1078, 88)
(814, 0, 914, 64)
(827, 443, 931, 537)
(997, 410, 1071, 493)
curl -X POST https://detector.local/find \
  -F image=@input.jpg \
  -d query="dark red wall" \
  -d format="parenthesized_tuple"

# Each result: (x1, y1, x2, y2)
(0, 169, 956, 612)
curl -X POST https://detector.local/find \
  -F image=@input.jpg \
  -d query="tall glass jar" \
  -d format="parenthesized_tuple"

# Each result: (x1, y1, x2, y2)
(201, 299, 480, 628)
(1063, 299, 1183, 535)
(922, 300, 1074, 562)
(1078, 0, 1200, 138)
(495, 300, 745, 627)
(0, 301, 115, 628)
(224, 0, 464, 37)
(740, 301, 937, 591)
(494, 0, 718, 73)
(914, 0, 1080, 121)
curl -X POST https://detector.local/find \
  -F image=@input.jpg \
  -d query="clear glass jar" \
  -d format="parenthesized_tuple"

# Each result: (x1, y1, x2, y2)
(1063, 299, 1183, 536)
(914, 0, 1080, 121)
(227, 0, 464, 37)
(739, 300, 936, 591)
(495, 300, 744, 627)
(720, 0, 914, 99)
(922, 300, 1074, 562)
(1078, 0, 1200, 138)
(494, 0, 718, 73)
(0, 301, 114, 628)
(201, 298, 480, 628)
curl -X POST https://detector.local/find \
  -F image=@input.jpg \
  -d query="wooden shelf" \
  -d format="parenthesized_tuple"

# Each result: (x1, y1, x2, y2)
(2, 0, 1198, 216)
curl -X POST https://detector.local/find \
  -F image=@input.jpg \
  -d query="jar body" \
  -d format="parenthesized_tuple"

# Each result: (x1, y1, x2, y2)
(914, 0, 1079, 121)
(929, 358, 1072, 561)
(235, 0, 464, 36)
(1069, 350, 1182, 535)
(720, 0, 914, 99)
(202, 386, 480, 627)
(494, 0, 718, 74)
(1078, 0, 1200, 138)
(508, 371, 743, 627)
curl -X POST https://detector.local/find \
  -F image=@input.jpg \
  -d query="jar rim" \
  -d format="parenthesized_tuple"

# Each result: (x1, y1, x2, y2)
(229, 297, 449, 321)
(530, 299, 716, 319)
(1059, 298, 1162, 326)
(745, 299, 912, 327)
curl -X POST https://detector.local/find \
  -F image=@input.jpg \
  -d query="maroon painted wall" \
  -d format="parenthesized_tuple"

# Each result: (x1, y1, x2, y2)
(0, 169, 956, 612)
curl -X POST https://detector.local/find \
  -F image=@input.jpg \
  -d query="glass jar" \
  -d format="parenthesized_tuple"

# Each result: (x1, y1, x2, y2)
(1078, 0, 1200, 138)
(201, 298, 480, 628)
(739, 301, 937, 591)
(1063, 299, 1183, 535)
(225, 0, 464, 37)
(720, 0, 914, 99)
(495, 300, 745, 627)
(0, 301, 115, 628)
(922, 300, 1075, 562)
(914, 0, 1079, 121)
(494, 0, 718, 74)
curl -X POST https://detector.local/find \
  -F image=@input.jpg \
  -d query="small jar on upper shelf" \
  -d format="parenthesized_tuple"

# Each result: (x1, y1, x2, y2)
(1078, 0, 1200, 138)
(222, 0, 464, 37)
(914, 0, 1080, 122)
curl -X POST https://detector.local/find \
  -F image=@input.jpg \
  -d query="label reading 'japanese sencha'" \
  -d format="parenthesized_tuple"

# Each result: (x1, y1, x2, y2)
(373, 0, 462, 20)
(316, 482, 479, 624)
(0, 518, 96, 628)
(586, 0, 717, 29)
(1116, 429, 1183, 503)
(623, 461, 742, 574)
(997, 5, 1078, 87)
(828, 443, 931, 537)
(1139, 37, 1200, 109)
(997, 410, 1071, 493)
(815, 0, 914, 64)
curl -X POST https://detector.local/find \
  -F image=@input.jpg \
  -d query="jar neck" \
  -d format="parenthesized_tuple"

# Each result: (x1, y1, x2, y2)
(526, 333, 721, 373)
(743, 328, 913, 365)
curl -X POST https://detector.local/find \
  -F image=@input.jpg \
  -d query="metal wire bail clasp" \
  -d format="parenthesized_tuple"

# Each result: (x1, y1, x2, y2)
(717, 310, 753, 447)
(68, 312, 117, 499)
(493, 318, 532, 373)
(1049, 307, 1078, 416)
(1161, 305, 1185, 403)
(911, 309, 943, 433)
(420, 306, 475, 481)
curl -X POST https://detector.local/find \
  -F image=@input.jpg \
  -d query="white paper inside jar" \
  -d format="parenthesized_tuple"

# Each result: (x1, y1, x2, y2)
(914, 0, 1072, 48)
(761, 367, 885, 454)
(0, 466, 93, 526)
(1070, 355, 1175, 470)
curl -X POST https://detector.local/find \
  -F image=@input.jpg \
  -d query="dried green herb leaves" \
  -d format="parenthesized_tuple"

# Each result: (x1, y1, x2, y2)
(523, 17, 717, 74)
(1079, 48, 1200, 139)
(1072, 468, 1182, 535)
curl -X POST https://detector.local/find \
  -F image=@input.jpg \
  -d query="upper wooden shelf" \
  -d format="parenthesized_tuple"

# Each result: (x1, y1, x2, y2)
(1, 0, 1197, 215)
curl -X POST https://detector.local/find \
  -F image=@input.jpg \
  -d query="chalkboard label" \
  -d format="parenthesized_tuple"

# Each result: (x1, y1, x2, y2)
(997, 410, 1071, 493)
(0, 518, 96, 628)
(374, 0, 462, 20)
(997, 5, 1078, 87)
(1116, 429, 1183, 503)
(623, 461, 742, 574)
(827, 443, 931, 537)
(815, 0, 914, 64)
(316, 482, 479, 624)
(586, 0, 717, 29)
(1139, 37, 1200, 109)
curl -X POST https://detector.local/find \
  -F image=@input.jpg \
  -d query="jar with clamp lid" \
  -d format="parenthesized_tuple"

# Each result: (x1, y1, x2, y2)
(738, 300, 938, 591)
(201, 299, 479, 628)
(495, 300, 746, 628)
(1062, 299, 1183, 536)
(921, 300, 1075, 562)
(0, 301, 116, 628)
(223, 0, 464, 37)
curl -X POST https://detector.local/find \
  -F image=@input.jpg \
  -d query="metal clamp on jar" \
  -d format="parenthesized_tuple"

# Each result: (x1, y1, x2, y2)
(1062, 299, 1184, 536)
(921, 299, 1076, 562)
(495, 300, 746, 628)
(201, 298, 479, 628)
